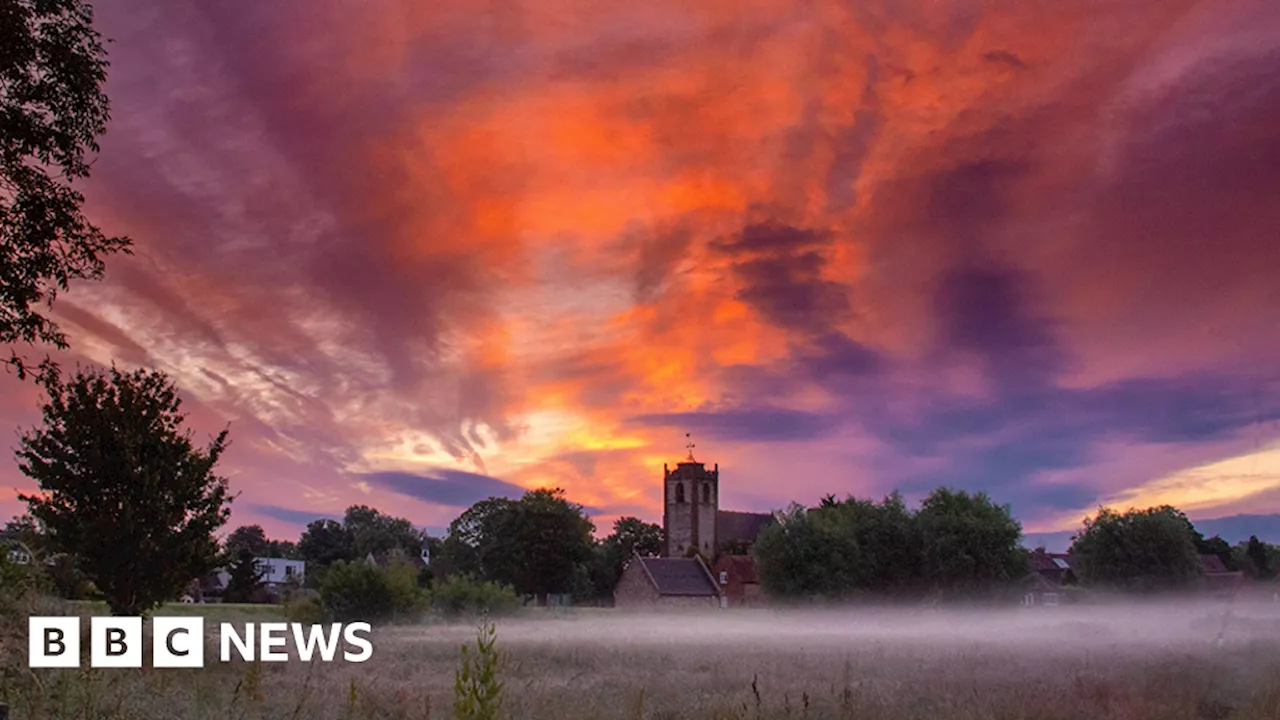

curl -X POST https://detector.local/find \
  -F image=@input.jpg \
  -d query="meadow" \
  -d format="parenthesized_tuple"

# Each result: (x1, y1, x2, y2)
(5, 599, 1280, 719)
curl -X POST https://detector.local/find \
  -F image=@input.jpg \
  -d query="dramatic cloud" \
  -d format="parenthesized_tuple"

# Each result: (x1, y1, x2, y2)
(359, 469, 531, 509)
(1, 0, 1277, 541)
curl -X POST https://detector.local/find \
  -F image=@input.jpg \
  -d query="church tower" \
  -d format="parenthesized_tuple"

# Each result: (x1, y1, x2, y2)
(662, 435, 719, 558)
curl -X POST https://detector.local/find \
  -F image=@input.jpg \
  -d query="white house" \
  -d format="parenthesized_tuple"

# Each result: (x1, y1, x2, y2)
(255, 557, 305, 584)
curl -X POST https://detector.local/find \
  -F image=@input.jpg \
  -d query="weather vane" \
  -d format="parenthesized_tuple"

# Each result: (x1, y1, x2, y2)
(685, 432, 695, 462)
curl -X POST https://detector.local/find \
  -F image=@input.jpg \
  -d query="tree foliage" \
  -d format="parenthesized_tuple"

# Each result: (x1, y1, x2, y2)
(754, 488, 1025, 601)
(1234, 535, 1279, 581)
(343, 504, 424, 558)
(916, 488, 1027, 593)
(264, 538, 299, 559)
(221, 548, 264, 604)
(1, 0, 132, 377)
(318, 559, 396, 622)
(224, 524, 268, 558)
(442, 489, 594, 602)
(1068, 506, 1203, 592)
(440, 497, 512, 581)
(585, 516, 663, 600)
(429, 573, 520, 618)
(298, 518, 356, 570)
(316, 557, 425, 622)
(15, 366, 232, 615)
(1192, 533, 1236, 572)
(297, 507, 423, 588)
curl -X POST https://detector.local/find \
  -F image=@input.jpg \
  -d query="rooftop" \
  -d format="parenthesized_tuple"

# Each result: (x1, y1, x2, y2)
(635, 556, 720, 597)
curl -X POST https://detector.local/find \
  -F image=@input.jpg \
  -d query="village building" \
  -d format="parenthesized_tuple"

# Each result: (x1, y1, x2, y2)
(660, 441, 773, 560)
(713, 554, 767, 608)
(613, 554, 721, 609)
(1200, 554, 1244, 597)
(1028, 548, 1077, 586)
(613, 439, 774, 609)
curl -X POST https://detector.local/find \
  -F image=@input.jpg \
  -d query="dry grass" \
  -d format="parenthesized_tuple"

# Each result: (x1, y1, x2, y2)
(5, 599, 1280, 719)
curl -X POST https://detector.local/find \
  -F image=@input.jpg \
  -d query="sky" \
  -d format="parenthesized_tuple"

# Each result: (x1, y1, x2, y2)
(2, 0, 1279, 542)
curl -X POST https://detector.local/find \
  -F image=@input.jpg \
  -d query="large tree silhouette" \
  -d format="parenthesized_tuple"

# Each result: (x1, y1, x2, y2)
(17, 366, 232, 615)
(1, 0, 132, 379)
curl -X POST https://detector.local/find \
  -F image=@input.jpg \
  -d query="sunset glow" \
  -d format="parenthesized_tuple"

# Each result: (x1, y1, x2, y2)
(1, 0, 1278, 541)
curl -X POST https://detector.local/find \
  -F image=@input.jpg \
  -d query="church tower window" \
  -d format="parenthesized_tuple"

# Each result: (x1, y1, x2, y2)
(675, 482, 684, 503)
(703, 484, 711, 504)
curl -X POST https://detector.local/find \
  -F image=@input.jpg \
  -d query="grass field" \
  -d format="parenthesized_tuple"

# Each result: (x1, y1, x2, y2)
(5, 599, 1280, 719)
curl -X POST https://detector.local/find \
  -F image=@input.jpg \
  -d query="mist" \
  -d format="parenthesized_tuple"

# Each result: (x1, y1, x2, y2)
(385, 597, 1280, 657)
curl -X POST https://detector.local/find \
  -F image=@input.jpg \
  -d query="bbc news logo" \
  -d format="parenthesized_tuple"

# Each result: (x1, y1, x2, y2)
(29, 617, 373, 668)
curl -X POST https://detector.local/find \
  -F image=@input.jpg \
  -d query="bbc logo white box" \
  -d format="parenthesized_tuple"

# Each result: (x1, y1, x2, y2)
(29, 617, 81, 668)
(91, 616, 143, 668)
(153, 617, 204, 668)
(30, 616, 373, 667)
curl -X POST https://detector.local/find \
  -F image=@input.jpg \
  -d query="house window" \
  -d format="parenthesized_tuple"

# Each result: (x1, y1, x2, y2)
(703, 484, 711, 504)
(675, 482, 684, 503)
(1043, 592, 1060, 607)
(719, 571, 728, 585)
(285, 566, 296, 578)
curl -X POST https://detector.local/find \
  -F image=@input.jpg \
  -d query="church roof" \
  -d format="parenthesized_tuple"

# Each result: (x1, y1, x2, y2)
(634, 556, 720, 597)
(717, 510, 775, 544)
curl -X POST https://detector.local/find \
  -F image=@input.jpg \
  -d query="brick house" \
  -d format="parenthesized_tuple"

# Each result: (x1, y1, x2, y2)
(712, 554, 767, 608)
(1028, 548, 1077, 585)
(613, 554, 721, 609)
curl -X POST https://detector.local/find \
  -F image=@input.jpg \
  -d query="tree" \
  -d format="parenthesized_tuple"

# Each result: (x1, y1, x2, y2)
(16, 366, 232, 615)
(343, 505, 423, 559)
(490, 489, 595, 603)
(224, 525, 268, 558)
(318, 559, 396, 622)
(1192, 533, 1236, 571)
(755, 495, 918, 600)
(587, 517, 663, 599)
(441, 497, 514, 580)
(754, 502, 858, 599)
(1, 0, 132, 378)
(443, 490, 594, 603)
(1068, 505, 1203, 592)
(221, 548, 264, 604)
(298, 519, 355, 570)
(1237, 536, 1278, 580)
(265, 539, 300, 559)
(754, 489, 1023, 601)
(915, 488, 1027, 596)
(607, 516, 662, 559)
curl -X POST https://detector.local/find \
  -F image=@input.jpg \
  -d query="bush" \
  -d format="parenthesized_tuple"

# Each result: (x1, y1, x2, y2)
(385, 558, 428, 619)
(319, 560, 396, 622)
(317, 559, 428, 623)
(430, 574, 519, 619)
(283, 594, 326, 624)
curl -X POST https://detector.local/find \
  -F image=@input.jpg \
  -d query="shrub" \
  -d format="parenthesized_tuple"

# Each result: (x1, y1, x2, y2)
(283, 594, 326, 624)
(318, 560, 395, 622)
(385, 558, 428, 620)
(454, 620, 502, 720)
(430, 574, 519, 619)
(317, 559, 429, 623)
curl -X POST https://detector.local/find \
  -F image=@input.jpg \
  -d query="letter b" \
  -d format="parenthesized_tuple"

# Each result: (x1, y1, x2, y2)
(29, 617, 80, 668)
(91, 617, 142, 668)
